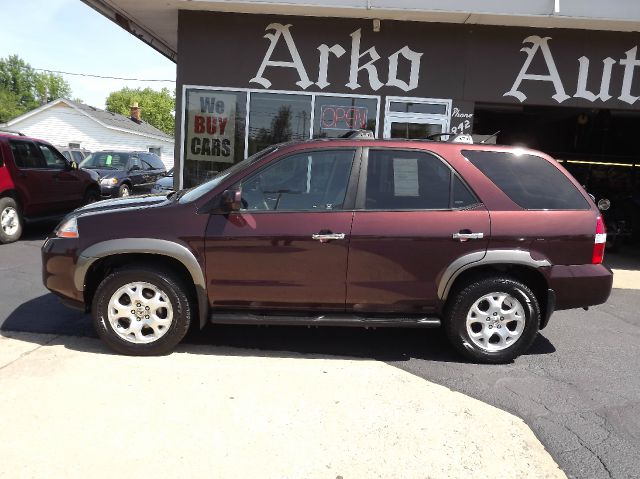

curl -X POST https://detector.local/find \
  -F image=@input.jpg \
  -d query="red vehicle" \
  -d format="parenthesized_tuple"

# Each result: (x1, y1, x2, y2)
(0, 132, 101, 244)
(41, 136, 612, 362)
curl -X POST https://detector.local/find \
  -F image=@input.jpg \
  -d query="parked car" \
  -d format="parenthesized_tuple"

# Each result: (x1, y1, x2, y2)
(42, 136, 613, 362)
(150, 168, 174, 194)
(0, 132, 100, 244)
(57, 146, 92, 165)
(79, 151, 166, 198)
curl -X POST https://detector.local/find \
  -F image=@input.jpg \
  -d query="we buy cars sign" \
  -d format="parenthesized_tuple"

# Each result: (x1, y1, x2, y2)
(186, 92, 236, 163)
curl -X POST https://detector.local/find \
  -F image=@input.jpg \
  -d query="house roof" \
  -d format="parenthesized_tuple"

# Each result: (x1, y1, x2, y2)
(4, 98, 173, 142)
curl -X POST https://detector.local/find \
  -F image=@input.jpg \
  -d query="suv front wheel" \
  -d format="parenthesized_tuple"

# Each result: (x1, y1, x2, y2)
(445, 277, 540, 363)
(92, 266, 192, 355)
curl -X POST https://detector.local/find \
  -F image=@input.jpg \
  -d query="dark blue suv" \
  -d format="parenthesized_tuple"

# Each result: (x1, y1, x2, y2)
(79, 151, 166, 197)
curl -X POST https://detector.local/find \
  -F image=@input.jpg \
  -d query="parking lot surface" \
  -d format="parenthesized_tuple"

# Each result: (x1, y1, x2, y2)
(1, 223, 639, 479)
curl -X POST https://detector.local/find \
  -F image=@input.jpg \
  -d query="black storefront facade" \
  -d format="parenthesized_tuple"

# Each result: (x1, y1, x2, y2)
(176, 10, 640, 196)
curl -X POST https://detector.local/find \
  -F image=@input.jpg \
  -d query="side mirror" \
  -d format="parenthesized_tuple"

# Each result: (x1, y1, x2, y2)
(220, 188, 242, 212)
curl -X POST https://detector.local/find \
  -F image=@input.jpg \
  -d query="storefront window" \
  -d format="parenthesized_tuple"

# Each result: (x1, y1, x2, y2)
(390, 122, 443, 139)
(183, 88, 246, 188)
(313, 96, 378, 138)
(247, 92, 312, 156)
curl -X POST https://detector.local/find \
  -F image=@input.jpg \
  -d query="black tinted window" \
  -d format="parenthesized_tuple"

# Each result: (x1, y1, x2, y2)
(463, 150, 589, 210)
(146, 154, 164, 169)
(364, 150, 451, 210)
(452, 175, 478, 208)
(239, 149, 355, 211)
(10, 141, 46, 169)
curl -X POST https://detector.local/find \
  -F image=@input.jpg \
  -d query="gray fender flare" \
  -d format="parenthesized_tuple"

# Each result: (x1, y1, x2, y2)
(437, 249, 551, 300)
(76, 238, 209, 329)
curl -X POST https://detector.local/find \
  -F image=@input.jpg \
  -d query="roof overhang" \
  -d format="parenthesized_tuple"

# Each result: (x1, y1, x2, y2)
(81, 0, 640, 63)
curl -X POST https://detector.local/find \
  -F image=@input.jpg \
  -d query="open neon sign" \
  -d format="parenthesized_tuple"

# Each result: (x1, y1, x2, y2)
(320, 105, 368, 130)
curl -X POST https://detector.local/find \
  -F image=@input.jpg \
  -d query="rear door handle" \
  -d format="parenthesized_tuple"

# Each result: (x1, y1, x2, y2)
(452, 232, 484, 241)
(312, 233, 346, 243)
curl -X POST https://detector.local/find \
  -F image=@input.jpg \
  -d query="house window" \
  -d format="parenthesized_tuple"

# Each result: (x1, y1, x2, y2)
(148, 147, 161, 156)
(68, 142, 81, 148)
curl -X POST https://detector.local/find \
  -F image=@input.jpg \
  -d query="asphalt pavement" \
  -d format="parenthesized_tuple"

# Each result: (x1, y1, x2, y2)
(1, 221, 639, 479)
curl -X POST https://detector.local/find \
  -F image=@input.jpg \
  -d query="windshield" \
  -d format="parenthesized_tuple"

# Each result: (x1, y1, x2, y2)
(79, 152, 129, 170)
(178, 146, 279, 203)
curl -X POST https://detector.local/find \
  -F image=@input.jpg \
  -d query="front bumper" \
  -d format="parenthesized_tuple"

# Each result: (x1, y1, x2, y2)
(41, 236, 85, 307)
(546, 263, 613, 311)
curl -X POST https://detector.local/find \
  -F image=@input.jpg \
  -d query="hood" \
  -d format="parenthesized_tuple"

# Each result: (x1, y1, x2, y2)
(81, 167, 124, 179)
(73, 194, 170, 216)
(154, 175, 174, 187)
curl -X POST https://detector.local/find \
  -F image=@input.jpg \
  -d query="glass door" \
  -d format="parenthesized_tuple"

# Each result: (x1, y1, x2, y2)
(383, 97, 451, 140)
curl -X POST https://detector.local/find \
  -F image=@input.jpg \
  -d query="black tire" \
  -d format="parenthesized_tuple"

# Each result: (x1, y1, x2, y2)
(83, 188, 100, 205)
(0, 197, 23, 244)
(444, 276, 540, 364)
(92, 266, 192, 355)
(118, 183, 131, 197)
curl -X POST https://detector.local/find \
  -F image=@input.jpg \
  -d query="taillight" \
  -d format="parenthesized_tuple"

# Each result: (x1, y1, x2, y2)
(592, 216, 606, 264)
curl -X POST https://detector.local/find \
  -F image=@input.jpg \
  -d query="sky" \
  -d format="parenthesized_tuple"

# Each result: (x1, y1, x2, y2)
(0, 0, 176, 109)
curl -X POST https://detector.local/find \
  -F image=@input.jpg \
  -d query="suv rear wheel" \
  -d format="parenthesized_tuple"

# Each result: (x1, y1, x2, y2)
(92, 266, 192, 355)
(0, 197, 23, 244)
(445, 277, 540, 363)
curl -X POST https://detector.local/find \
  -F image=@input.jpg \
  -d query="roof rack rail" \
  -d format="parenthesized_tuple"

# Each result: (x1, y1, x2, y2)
(340, 130, 375, 139)
(0, 127, 25, 136)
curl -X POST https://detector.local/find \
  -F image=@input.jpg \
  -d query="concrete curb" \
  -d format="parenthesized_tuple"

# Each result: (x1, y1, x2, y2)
(0, 332, 565, 479)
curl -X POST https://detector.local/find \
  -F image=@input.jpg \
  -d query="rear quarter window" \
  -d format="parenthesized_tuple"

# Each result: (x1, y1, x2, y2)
(462, 150, 589, 210)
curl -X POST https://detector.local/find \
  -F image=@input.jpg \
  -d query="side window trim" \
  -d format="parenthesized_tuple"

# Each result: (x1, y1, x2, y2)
(235, 147, 360, 213)
(355, 147, 481, 211)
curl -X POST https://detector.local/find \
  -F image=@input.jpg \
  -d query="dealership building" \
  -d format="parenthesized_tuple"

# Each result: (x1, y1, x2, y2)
(84, 1, 639, 191)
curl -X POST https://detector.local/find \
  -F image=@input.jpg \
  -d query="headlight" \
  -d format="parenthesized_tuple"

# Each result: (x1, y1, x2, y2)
(56, 217, 79, 238)
(100, 178, 118, 185)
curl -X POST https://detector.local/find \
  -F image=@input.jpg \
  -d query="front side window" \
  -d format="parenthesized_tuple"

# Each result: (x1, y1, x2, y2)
(364, 150, 454, 210)
(38, 144, 67, 169)
(9, 141, 46, 169)
(238, 149, 355, 212)
(462, 150, 589, 210)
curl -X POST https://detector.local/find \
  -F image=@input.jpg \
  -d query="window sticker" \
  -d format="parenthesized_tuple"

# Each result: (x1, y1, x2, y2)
(105, 155, 113, 166)
(393, 157, 419, 196)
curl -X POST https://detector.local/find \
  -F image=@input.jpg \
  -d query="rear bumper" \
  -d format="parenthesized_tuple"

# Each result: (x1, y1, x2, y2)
(546, 263, 613, 311)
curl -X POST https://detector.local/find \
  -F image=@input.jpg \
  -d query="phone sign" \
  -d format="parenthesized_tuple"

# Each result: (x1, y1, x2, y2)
(320, 105, 368, 131)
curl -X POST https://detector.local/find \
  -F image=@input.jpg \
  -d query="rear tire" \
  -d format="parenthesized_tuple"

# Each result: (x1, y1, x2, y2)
(83, 188, 100, 205)
(92, 266, 192, 355)
(0, 197, 23, 244)
(445, 276, 540, 364)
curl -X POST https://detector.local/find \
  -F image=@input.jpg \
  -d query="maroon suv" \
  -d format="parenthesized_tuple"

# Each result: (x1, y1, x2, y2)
(0, 132, 100, 243)
(41, 138, 613, 363)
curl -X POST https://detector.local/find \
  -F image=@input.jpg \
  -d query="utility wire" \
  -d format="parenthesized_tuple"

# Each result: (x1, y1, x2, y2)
(32, 67, 175, 83)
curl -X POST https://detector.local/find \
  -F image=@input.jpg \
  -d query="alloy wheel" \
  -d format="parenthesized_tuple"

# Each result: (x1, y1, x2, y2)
(1, 206, 19, 236)
(465, 292, 526, 351)
(107, 282, 174, 343)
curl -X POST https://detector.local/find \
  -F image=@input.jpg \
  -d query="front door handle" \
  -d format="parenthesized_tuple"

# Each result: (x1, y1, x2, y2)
(312, 232, 346, 243)
(452, 232, 484, 241)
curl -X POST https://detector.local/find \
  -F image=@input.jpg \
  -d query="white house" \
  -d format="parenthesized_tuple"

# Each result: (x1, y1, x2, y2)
(2, 98, 175, 169)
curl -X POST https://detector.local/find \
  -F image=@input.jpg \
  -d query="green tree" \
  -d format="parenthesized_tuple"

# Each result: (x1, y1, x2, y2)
(0, 54, 73, 122)
(105, 87, 175, 135)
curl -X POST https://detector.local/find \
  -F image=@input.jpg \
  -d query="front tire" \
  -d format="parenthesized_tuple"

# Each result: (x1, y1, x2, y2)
(83, 188, 100, 205)
(0, 197, 23, 244)
(118, 183, 131, 197)
(445, 277, 540, 364)
(92, 266, 192, 355)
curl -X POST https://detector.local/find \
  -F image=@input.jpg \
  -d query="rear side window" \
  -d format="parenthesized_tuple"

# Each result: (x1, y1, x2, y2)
(9, 141, 46, 169)
(463, 150, 589, 210)
(363, 149, 478, 210)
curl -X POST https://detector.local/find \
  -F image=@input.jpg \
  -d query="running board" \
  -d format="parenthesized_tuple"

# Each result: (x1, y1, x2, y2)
(209, 312, 441, 328)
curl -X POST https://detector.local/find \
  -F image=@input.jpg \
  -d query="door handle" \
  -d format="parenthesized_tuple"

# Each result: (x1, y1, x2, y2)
(452, 232, 484, 241)
(312, 233, 346, 243)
